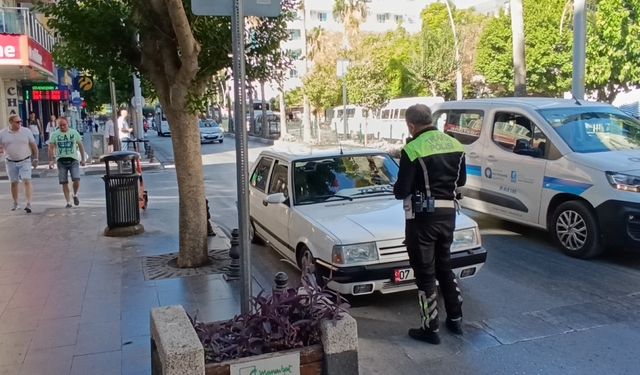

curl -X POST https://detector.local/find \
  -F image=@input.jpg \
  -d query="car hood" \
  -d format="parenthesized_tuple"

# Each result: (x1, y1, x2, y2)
(567, 150, 640, 174)
(294, 197, 477, 245)
(200, 128, 222, 134)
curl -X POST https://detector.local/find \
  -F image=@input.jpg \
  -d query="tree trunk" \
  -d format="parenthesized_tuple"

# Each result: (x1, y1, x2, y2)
(279, 87, 287, 138)
(165, 106, 209, 268)
(248, 86, 255, 135)
(260, 81, 268, 138)
(511, 0, 527, 96)
(302, 94, 311, 142)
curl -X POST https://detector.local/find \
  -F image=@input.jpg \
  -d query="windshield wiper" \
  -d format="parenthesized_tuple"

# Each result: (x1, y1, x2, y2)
(302, 194, 353, 203)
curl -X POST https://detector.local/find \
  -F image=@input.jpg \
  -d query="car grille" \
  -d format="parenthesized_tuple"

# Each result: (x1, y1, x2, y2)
(377, 239, 408, 262)
(628, 215, 640, 241)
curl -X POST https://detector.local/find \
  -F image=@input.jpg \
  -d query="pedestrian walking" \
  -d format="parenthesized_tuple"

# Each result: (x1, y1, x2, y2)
(45, 115, 57, 145)
(27, 112, 43, 149)
(104, 117, 115, 153)
(48, 116, 86, 208)
(0, 115, 39, 213)
(393, 104, 467, 345)
(118, 109, 132, 151)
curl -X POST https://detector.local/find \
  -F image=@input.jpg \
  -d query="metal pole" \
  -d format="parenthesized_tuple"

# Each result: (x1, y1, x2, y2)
(342, 72, 347, 137)
(444, 0, 463, 100)
(232, 0, 251, 314)
(510, 0, 527, 96)
(133, 72, 144, 141)
(572, 0, 586, 99)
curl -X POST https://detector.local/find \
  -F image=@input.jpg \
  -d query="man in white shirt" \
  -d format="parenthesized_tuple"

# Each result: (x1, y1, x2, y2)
(118, 109, 132, 151)
(0, 115, 39, 213)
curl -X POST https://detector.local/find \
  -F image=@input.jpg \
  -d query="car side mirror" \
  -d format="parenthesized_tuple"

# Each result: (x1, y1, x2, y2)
(263, 192, 287, 206)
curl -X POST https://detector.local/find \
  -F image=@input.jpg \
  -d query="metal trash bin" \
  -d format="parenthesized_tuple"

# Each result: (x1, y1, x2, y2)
(100, 151, 140, 228)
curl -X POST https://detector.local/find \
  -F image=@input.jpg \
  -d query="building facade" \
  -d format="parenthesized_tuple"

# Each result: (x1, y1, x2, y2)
(0, 1, 69, 131)
(279, 0, 429, 94)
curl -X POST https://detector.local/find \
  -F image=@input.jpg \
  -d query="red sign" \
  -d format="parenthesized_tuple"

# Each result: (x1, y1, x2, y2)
(32, 90, 69, 102)
(27, 38, 54, 75)
(0, 35, 22, 65)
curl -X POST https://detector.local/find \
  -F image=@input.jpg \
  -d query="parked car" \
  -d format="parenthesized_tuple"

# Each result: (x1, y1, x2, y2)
(199, 119, 224, 144)
(248, 148, 487, 296)
(253, 111, 281, 138)
(431, 97, 640, 259)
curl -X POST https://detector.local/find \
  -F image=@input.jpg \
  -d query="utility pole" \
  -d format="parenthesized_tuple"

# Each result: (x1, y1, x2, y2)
(572, 0, 586, 99)
(510, 0, 527, 96)
(132, 72, 144, 141)
(444, 0, 463, 100)
(108, 69, 120, 152)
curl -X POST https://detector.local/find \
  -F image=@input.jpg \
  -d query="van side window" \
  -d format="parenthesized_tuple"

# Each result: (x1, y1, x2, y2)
(433, 110, 483, 145)
(492, 112, 549, 159)
(250, 157, 273, 192)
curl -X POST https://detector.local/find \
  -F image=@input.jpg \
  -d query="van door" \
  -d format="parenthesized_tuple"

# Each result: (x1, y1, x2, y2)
(482, 111, 548, 224)
(433, 109, 487, 213)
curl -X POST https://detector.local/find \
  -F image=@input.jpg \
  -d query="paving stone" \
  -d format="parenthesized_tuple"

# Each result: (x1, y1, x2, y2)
(75, 321, 121, 356)
(70, 350, 121, 375)
(0, 331, 33, 367)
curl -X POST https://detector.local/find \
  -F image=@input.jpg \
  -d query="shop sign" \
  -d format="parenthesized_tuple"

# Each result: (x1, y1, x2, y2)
(0, 35, 22, 65)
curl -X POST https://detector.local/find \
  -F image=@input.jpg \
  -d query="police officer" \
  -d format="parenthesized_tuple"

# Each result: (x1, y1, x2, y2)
(393, 104, 466, 344)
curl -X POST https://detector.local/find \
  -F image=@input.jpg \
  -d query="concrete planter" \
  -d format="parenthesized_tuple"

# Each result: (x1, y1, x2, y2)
(151, 305, 358, 375)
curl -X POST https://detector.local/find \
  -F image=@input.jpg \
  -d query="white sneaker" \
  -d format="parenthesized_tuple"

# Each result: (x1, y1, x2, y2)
(11, 201, 18, 211)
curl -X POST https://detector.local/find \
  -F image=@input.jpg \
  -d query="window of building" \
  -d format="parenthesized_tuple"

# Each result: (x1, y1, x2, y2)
(376, 13, 390, 23)
(310, 10, 328, 22)
(394, 15, 404, 23)
(288, 29, 301, 40)
(289, 49, 303, 60)
(290, 69, 299, 78)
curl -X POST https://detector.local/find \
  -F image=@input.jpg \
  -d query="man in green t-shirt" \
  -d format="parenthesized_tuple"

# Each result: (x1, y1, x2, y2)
(48, 117, 86, 208)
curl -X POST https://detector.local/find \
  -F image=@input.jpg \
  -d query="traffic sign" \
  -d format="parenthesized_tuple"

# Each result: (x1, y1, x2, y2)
(78, 76, 93, 91)
(192, 0, 281, 16)
(72, 97, 82, 106)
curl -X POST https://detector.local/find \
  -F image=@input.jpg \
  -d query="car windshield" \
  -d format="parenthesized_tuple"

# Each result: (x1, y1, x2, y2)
(199, 121, 219, 128)
(293, 154, 398, 205)
(537, 107, 640, 153)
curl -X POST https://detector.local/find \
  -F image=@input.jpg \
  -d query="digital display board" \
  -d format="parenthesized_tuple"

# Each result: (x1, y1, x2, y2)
(25, 88, 70, 102)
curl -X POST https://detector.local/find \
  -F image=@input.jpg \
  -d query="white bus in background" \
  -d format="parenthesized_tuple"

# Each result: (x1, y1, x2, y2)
(369, 96, 445, 141)
(329, 105, 369, 137)
(612, 89, 640, 119)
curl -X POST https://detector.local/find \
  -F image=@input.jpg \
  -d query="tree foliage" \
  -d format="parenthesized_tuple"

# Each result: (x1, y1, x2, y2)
(303, 63, 341, 116)
(345, 60, 390, 111)
(586, 0, 640, 102)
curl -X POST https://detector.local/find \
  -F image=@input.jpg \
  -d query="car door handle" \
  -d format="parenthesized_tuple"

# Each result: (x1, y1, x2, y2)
(487, 155, 498, 162)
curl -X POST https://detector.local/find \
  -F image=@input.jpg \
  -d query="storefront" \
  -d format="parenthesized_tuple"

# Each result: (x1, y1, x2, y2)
(0, 34, 57, 129)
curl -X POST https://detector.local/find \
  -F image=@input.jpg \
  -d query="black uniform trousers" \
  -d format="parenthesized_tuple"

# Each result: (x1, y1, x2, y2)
(405, 207, 462, 330)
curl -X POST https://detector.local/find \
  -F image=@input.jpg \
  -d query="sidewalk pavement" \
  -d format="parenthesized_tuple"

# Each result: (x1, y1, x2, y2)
(0, 167, 274, 375)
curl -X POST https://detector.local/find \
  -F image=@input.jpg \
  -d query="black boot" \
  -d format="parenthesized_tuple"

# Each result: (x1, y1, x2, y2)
(408, 328, 441, 344)
(446, 318, 463, 335)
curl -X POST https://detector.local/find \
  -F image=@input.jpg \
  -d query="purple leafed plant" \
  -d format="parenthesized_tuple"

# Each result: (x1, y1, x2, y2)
(190, 272, 349, 363)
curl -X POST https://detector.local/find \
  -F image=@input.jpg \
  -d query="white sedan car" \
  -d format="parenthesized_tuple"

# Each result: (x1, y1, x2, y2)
(248, 148, 487, 296)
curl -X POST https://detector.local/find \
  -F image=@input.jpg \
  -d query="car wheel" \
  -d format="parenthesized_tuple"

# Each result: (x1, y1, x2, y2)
(296, 245, 328, 287)
(249, 220, 264, 245)
(219, 139, 224, 144)
(551, 201, 603, 259)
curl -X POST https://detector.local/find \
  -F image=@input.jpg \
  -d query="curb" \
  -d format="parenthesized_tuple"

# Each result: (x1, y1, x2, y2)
(225, 132, 275, 146)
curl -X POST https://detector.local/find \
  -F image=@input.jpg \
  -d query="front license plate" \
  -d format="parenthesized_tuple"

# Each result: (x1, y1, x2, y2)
(393, 268, 414, 284)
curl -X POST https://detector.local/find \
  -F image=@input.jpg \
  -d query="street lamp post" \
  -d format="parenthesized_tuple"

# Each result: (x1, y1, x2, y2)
(337, 59, 350, 138)
(443, 0, 463, 100)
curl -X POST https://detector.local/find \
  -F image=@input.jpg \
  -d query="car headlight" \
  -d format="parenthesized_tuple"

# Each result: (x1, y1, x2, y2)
(606, 172, 640, 193)
(451, 228, 480, 251)
(332, 242, 378, 265)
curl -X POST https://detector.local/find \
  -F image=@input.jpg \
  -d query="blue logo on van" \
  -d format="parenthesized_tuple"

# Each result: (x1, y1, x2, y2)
(484, 168, 493, 179)
(511, 171, 517, 183)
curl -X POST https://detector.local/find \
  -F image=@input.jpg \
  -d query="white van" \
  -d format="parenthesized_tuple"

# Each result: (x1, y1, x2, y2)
(370, 96, 444, 141)
(431, 98, 640, 259)
(329, 105, 369, 137)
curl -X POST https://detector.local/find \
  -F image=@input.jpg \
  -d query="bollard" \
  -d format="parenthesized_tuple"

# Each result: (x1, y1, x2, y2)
(224, 228, 240, 281)
(273, 272, 289, 296)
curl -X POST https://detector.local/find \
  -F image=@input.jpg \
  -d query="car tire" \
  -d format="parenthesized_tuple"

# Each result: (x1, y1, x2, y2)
(219, 139, 224, 144)
(296, 245, 328, 287)
(551, 201, 603, 259)
(249, 220, 264, 245)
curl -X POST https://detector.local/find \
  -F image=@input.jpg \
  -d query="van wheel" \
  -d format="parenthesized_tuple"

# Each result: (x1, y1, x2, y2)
(249, 220, 264, 245)
(551, 201, 603, 259)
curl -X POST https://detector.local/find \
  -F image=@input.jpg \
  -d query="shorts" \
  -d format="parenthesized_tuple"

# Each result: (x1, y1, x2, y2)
(5, 158, 32, 183)
(57, 159, 80, 184)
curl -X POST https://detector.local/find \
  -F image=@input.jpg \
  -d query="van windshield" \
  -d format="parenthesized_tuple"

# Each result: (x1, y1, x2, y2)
(537, 107, 640, 153)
